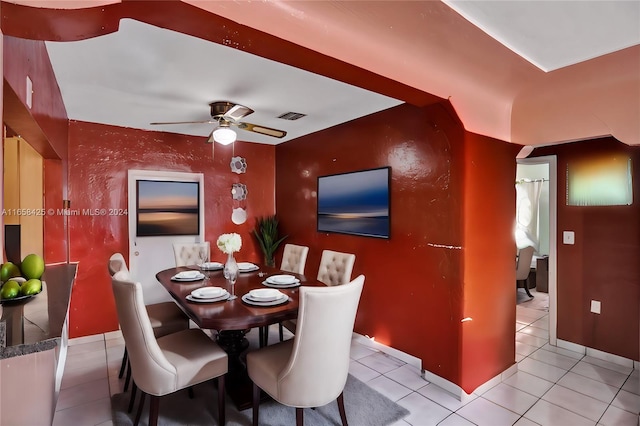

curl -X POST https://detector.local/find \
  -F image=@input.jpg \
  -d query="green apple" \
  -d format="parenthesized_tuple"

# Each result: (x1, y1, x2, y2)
(1, 280, 21, 299)
(21, 254, 45, 280)
(0, 262, 21, 283)
(21, 279, 42, 296)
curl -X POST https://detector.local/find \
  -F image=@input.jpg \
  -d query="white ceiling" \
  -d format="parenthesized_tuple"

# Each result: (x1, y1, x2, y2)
(45, 19, 403, 145)
(42, 1, 640, 146)
(444, 0, 640, 72)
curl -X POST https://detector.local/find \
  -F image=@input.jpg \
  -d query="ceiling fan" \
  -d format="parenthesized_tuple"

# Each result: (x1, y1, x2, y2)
(150, 101, 287, 144)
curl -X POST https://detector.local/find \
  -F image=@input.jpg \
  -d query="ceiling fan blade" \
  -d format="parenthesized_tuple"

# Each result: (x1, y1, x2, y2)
(236, 122, 287, 138)
(150, 120, 217, 125)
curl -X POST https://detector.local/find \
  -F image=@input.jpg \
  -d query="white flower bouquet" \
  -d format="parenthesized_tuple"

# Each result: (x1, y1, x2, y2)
(217, 233, 242, 254)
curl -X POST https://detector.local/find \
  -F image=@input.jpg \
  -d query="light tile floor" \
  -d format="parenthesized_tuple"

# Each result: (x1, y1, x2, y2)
(53, 297, 639, 426)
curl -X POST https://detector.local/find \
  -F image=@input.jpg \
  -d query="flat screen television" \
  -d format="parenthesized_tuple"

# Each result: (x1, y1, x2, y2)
(317, 167, 390, 239)
(136, 179, 200, 237)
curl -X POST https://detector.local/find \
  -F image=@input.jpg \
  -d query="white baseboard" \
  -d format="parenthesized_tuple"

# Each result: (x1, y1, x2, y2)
(352, 332, 517, 401)
(557, 339, 638, 368)
(351, 333, 421, 369)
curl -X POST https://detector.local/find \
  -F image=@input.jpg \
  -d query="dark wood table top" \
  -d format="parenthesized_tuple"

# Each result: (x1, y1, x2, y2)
(156, 264, 322, 331)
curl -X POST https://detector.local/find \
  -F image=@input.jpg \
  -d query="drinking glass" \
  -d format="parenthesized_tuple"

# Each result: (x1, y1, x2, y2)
(198, 246, 210, 282)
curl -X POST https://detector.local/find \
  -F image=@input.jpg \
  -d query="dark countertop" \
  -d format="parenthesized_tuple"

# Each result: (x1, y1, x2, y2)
(0, 263, 76, 359)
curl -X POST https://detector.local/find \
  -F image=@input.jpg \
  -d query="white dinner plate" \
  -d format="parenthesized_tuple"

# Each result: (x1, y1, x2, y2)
(241, 293, 289, 307)
(186, 293, 229, 303)
(237, 262, 259, 272)
(266, 274, 298, 284)
(262, 280, 301, 289)
(199, 262, 223, 271)
(171, 273, 206, 282)
(174, 270, 202, 279)
(248, 288, 283, 302)
(191, 286, 225, 299)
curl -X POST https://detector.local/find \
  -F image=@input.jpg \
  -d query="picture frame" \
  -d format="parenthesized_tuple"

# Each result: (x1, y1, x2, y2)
(317, 167, 390, 239)
(136, 179, 200, 236)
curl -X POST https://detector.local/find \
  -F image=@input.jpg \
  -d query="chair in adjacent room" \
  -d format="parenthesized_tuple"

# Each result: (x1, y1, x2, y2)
(516, 246, 535, 298)
(108, 253, 189, 408)
(271, 244, 310, 343)
(280, 249, 356, 341)
(111, 271, 228, 426)
(172, 242, 210, 267)
(247, 274, 365, 426)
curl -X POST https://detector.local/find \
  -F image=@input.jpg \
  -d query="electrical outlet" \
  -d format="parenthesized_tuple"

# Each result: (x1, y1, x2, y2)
(563, 231, 575, 245)
(590, 300, 601, 314)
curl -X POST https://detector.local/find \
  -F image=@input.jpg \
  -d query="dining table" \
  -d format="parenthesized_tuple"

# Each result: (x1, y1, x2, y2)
(155, 262, 323, 410)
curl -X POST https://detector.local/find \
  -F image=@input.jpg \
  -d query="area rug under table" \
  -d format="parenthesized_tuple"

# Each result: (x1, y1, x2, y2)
(111, 374, 409, 426)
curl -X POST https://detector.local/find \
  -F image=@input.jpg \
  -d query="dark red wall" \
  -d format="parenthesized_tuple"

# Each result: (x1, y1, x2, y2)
(67, 121, 275, 338)
(535, 138, 640, 360)
(461, 132, 521, 390)
(275, 102, 518, 391)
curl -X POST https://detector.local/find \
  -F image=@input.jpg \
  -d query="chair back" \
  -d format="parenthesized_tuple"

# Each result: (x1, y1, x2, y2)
(278, 275, 365, 407)
(516, 246, 535, 280)
(108, 252, 129, 276)
(280, 244, 309, 275)
(317, 249, 356, 286)
(172, 242, 210, 267)
(111, 271, 179, 396)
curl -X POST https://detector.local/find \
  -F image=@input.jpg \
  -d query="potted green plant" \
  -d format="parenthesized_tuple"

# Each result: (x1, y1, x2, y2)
(253, 215, 288, 267)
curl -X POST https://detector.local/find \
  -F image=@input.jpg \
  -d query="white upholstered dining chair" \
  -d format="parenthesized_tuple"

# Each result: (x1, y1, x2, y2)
(108, 253, 189, 399)
(111, 271, 228, 426)
(248, 274, 365, 426)
(317, 249, 356, 286)
(272, 244, 310, 342)
(280, 243, 309, 275)
(172, 242, 210, 267)
(280, 248, 356, 341)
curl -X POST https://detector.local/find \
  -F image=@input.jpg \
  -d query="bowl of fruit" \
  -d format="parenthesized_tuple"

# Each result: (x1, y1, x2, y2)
(0, 254, 45, 304)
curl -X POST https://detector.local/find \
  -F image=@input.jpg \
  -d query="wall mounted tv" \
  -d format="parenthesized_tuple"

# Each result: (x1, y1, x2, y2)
(136, 180, 200, 237)
(317, 167, 390, 239)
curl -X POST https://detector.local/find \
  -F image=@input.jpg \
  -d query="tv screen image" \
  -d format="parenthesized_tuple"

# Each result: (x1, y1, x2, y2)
(317, 167, 390, 239)
(136, 180, 200, 236)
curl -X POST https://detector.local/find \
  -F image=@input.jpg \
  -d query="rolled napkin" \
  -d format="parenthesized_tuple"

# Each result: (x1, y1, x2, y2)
(249, 288, 282, 300)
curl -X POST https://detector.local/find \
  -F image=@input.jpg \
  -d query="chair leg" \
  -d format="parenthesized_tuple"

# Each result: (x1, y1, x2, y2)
(128, 381, 137, 413)
(252, 382, 260, 426)
(296, 407, 304, 426)
(124, 361, 132, 392)
(188, 386, 194, 399)
(118, 347, 128, 378)
(218, 375, 226, 426)
(134, 391, 146, 426)
(149, 395, 160, 426)
(337, 392, 348, 426)
(279, 323, 284, 342)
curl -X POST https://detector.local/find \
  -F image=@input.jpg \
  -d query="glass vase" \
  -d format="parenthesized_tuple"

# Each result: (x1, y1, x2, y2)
(223, 252, 239, 299)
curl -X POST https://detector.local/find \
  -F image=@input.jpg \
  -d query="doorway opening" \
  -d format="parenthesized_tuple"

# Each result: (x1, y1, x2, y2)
(516, 155, 557, 345)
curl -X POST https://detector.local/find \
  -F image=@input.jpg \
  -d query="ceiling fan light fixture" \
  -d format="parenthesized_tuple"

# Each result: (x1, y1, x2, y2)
(213, 126, 237, 145)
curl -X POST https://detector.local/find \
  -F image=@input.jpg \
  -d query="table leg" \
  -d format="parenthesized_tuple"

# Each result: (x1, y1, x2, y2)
(216, 329, 266, 410)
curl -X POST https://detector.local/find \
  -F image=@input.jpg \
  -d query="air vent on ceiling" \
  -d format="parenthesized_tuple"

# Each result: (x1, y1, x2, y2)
(277, 112, 307, 121)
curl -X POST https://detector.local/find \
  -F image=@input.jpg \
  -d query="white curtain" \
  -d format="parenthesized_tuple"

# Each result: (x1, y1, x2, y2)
(515, 180, 543, 250)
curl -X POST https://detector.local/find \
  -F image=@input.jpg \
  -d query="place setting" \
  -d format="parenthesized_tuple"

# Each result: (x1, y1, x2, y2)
(262, 274, 301, 288)
(237, 262, 260, 273)
(185, 286, 230, 303)
(241, 288, 290, 306)
(198, 261, 223, 271)
(171, 270, 206, 282)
